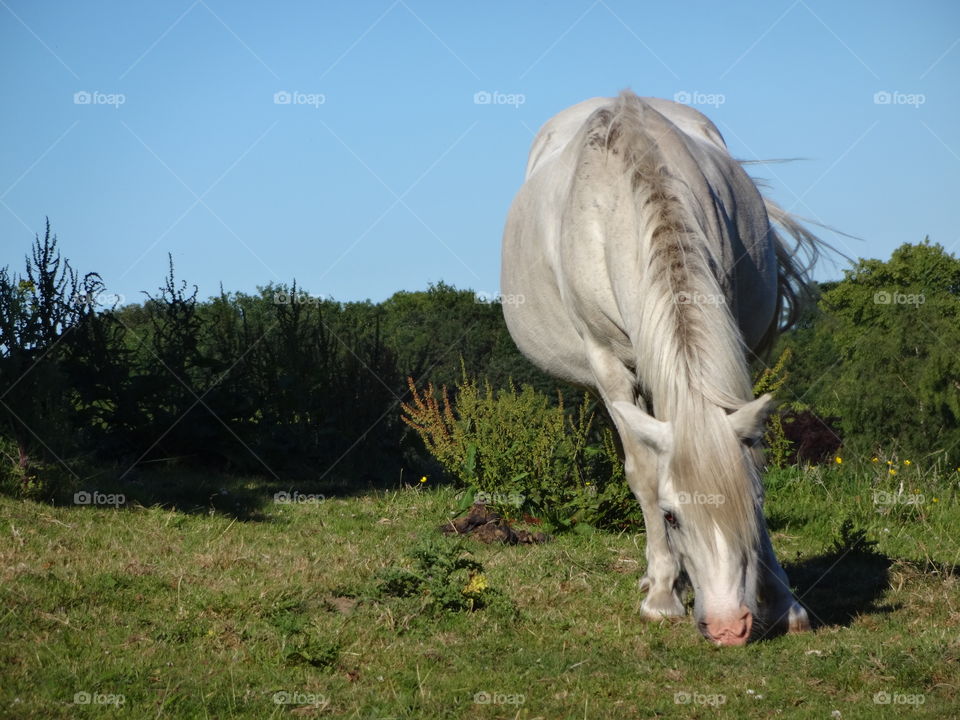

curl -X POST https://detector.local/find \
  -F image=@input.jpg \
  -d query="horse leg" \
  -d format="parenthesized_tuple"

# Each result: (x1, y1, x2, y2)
(584, 341, 684, 618)
(627, 447, 686, 618)
(756, 528, 811, 634)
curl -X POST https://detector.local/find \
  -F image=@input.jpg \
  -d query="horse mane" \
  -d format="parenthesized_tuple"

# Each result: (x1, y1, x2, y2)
(578, 90, 817, 554)
(756, 197, 822, 355)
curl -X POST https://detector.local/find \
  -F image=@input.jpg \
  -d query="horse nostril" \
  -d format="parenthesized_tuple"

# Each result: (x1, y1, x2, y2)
(703, 607, 753, 646)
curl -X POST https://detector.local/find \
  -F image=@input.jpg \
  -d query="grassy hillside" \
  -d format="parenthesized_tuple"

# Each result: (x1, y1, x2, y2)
(1, 464, 958, 718)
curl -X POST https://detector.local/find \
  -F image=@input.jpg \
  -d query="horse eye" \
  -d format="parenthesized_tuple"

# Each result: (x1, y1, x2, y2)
(663, 511, 679, 529)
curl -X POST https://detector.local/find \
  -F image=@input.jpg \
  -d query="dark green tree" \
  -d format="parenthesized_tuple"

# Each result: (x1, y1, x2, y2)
(0, 220, 100, 476)
(781, 239, 960, 463)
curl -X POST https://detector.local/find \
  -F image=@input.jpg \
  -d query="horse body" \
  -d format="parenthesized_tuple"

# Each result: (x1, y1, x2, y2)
(501, 91, 811, 645)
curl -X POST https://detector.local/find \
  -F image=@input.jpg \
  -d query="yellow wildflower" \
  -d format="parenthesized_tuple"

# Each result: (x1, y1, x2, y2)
(904, 460, 912, 466)
(889, 469, 897, 475)
(835, 457, 843, 465)
(419, 476, 427, 483)
(463, 573, 489, 595)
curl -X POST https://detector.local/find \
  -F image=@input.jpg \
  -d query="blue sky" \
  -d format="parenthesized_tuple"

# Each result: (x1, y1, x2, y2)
(1, 0, 958, 305)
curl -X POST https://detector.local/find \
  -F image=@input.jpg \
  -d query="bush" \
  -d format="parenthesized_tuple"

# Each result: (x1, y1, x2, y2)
(778, 240, 960, 465)
(401, 372, 641, 532)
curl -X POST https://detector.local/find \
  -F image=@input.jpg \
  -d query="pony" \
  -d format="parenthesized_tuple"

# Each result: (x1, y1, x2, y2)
(501, 91, 817, 646)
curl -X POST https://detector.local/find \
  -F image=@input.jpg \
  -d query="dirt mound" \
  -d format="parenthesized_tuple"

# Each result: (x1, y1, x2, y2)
(439, 503, 550, 544)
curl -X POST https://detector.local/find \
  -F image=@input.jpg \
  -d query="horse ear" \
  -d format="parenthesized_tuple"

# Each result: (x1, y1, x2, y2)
(728, 393, 775, 443)
(611, 401, 671, 454)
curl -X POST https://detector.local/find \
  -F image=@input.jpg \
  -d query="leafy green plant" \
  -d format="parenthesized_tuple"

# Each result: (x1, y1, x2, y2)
(829, 516, 881, 557)
(401, 371, 639, 531)
(376, 537, 494, 612)
(283, 625, 341, 669)
(753, 348, 796, 468)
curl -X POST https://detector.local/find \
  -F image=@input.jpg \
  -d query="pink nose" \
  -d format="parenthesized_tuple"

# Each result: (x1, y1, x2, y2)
(703, 606, 753, 646)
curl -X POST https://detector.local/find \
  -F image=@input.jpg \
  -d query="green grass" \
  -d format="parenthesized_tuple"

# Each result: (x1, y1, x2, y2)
(1, 463, 958, 718)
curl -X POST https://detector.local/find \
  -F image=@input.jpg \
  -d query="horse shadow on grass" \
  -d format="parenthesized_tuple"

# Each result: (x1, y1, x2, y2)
(769, 518, 899, 633)
(780, 547, 896, 630)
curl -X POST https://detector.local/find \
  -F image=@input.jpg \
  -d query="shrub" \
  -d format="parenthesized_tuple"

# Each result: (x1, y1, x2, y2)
(753, 349, 794, 468)
(401, 372, 640, 532)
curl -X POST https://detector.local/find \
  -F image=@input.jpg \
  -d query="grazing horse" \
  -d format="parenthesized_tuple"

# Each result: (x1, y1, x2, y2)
(501, 91, 816, 646)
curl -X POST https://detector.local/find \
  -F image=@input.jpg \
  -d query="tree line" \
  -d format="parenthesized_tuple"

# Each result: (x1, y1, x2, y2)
(0, 221, 558, 495)
(2, 221, 958, 499)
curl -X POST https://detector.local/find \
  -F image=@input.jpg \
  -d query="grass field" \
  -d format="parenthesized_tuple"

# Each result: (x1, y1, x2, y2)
(1, 463, 958, 718)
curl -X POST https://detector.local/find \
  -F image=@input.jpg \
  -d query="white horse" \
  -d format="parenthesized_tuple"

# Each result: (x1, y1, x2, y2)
(501, 91, 815, 646)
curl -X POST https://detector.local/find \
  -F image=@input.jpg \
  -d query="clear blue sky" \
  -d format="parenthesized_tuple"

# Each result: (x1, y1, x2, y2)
(2, 1, 958, 305)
